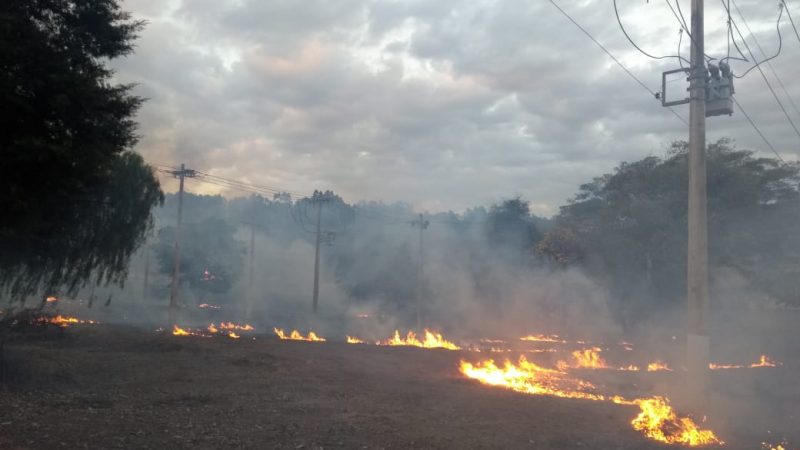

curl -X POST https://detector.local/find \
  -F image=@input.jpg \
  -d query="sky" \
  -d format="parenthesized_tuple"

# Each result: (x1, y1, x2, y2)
(113, 0, 800, 217)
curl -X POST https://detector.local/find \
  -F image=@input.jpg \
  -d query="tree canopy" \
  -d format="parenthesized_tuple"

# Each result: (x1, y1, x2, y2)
(548, 139, 800, 318)
(0, 0, 162, 300)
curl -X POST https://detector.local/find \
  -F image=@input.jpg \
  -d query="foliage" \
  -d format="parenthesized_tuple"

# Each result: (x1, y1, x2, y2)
(0, 0, 161, 300)
(485, 197, 542, 263)
(556, 139, 800, 312)
(155, 218, 244, 298)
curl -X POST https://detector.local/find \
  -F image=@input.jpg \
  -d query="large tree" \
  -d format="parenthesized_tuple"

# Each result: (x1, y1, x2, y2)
(0, 0, 162, 300)
(554, 139, 800, 320)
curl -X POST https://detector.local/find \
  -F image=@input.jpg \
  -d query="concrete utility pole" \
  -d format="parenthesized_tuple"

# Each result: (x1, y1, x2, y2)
(687, 0, 710, 400)
(411, 213, 429, 331)
(168, 163, 195, 326)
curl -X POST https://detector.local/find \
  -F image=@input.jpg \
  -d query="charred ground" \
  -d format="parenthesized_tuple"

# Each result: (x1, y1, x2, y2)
(0, 323, 796, 449)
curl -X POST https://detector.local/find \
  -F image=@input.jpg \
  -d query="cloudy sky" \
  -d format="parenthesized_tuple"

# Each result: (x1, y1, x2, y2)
(114, 0, 800, 216)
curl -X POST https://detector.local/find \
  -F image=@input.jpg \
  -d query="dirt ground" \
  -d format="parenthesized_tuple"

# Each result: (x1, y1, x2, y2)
(0, 324, 794, 449)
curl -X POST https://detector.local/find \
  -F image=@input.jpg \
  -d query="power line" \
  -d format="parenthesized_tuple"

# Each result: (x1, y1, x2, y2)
(664, 0, 715, 62)
(613, 0, 690, 64)
(726, 1, 786, 79)
(194, 170, 308, 197)
(731, 95, 784, 162)
(732, 0, 800, 119)
(784, 0, 800, 44)
(548, 0, 689, 127)
(727, 1, 800, 141)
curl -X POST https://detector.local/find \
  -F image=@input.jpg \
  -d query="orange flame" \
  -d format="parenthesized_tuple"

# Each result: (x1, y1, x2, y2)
(519, 334, 566, 343)
(273, 328, 326, 342)
(46, 296, 58, 303)
(624, 396, 722, 446)
(207, 324, 219, 333)
(228, 332, 240, 339)
(460, 356, 722, 446)
(762, 441, 789, 450)
(172, 325, 191, 336)
(346, 335, 365, 344)
(48, 315, 97, 328)
(378, 330, 461, 350)
(646, 361, 672, 372)
(557, 347, 608, 370)
(219, 322, 254, 331)
(710, 355, 781, 370)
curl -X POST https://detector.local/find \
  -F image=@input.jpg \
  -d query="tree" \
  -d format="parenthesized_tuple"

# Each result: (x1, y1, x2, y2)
(556, 139, 800, 317)
(155, 218, 244, 301)
(485, 197, 541, 263)
(0, 1, 162, 301)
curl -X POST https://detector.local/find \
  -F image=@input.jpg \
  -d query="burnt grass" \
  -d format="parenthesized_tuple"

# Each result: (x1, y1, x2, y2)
(0, 324, 793, 449)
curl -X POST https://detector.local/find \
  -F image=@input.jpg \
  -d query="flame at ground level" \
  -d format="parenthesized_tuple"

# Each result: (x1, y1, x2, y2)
(273, 328, 326, 342)
(460, 357, 722, 446)
(710, 355, 780, 370)
(379, 330, 461, 350)
(45, 315, 98, 328)
(346, 336, 365, 344)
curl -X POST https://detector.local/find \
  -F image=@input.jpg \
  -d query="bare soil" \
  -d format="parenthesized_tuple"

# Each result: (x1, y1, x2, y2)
(0, 324, 792, 449)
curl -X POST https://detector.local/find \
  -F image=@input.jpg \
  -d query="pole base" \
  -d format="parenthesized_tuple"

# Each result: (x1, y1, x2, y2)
(686, 333, 710, 408)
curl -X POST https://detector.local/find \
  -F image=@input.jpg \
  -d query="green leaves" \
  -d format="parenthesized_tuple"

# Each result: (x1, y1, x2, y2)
(0, 1, 161, 301)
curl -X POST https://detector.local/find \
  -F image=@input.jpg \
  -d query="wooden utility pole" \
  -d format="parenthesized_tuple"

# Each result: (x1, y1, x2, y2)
(411, 213, 429, 331)
(143, 247, 150, 304)
(168, 163, 195, 326)
(687, 0, 710, 401)
(245, 220, 256, 319)
(312, 200, 323, 313)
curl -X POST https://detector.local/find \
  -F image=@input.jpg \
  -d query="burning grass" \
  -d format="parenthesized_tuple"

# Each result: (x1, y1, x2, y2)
(273, 328, 326, 342)
(519, 334, 567, 343)
(709, 355, 780, 370)
(377, 330, 460, 350)
(171, 323, 254, 339)
(346, 335, 365, 344)
(460, 356, 722, 446)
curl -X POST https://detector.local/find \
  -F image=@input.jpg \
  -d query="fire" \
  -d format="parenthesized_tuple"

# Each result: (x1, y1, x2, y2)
(519, 334, 566, 343)
(557, 347, 608, 370)
(46, 315, 97, 328)
(459, 357, 604, 401)
(218, 322, 255, 331)
(378, 330, 461, 350)
(228, 332, 240, 339)
(460, 356, 722, 446)
(647, 361, 672, 372)
(346, 335, 365, 344)
(762, 441, 789, 450)
(207, 324, 219, 333)
(273, 328, 326, 342)
(750, 355, 779, 368)
(619, 365, 640, 371)
(172, 325, 191, 336)
(709, 355, 781, 370)
(46, 296, 58, 303)
(625, 396, 721, 446)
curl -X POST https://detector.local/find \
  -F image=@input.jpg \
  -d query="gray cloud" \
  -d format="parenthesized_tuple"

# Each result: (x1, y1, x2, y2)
(115, 0, 800, 216)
